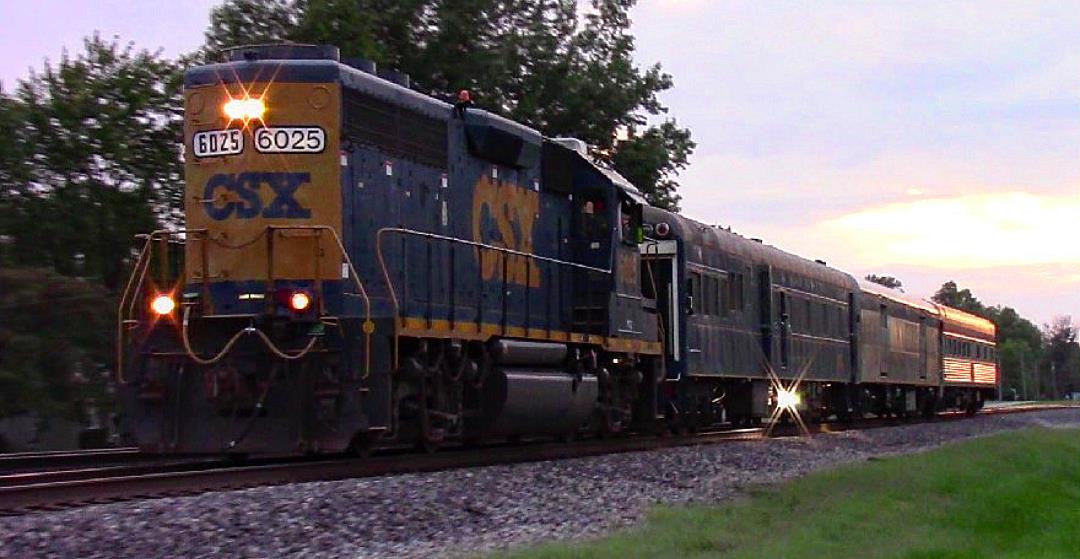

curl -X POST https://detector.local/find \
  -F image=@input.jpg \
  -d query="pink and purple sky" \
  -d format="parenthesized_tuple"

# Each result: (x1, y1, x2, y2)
(3, 1, 1078, 325)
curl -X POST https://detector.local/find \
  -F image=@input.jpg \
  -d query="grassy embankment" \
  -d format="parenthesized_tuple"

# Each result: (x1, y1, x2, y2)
(495, 427, 1080, 559)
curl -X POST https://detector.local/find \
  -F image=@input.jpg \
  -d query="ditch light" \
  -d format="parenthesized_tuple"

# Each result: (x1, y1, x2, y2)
(150, 294, 176, 316)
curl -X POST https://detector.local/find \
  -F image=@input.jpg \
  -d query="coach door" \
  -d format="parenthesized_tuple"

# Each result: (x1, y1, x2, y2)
(642, 239, 681, 378)
(919, 317, 929, 381)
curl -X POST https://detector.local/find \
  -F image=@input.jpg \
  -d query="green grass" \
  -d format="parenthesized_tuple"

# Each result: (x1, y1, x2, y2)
(492, 428, 1080, 559)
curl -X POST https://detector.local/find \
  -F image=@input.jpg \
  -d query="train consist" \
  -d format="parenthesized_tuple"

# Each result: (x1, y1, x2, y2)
(118, 44, 997, 455)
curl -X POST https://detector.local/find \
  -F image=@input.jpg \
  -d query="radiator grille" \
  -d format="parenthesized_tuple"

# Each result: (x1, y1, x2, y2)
(344, 90, 447, 168)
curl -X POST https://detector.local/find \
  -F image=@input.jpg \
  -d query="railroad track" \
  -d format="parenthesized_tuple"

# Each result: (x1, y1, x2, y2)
(0, 403, 1072, 516)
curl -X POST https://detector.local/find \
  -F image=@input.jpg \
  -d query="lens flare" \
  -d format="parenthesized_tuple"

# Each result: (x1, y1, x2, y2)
(151, 294, 176, 316)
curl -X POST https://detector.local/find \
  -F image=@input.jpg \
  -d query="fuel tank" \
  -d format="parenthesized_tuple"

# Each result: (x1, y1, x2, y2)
(480, 368, 597, 437)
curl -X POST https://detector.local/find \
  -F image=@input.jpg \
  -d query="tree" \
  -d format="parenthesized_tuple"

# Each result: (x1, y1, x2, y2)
(204, 0, 302, 55)
(1041, 316, 1079, 398)
(0, 268, 113, 421)
(0, 35, 182, 289)
(864, 274, 902, 290)
(204, 0, 695, 210)
(932, 280, 986, 316)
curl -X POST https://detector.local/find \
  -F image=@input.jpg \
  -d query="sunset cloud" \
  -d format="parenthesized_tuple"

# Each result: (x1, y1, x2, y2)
(631, 1, 1080, 321)
(819, 192, 1080, 269)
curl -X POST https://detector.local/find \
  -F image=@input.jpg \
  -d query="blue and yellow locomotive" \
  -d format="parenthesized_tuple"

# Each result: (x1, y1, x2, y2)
(119, 44, 662, 454)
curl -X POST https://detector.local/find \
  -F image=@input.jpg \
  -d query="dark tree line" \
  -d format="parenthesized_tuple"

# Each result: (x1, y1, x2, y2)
(0, 36, 183, 422)
(0, 1, 692, 422)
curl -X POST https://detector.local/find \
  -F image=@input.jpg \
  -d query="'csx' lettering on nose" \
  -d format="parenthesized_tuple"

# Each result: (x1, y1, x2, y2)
(203, 172, 313, 220)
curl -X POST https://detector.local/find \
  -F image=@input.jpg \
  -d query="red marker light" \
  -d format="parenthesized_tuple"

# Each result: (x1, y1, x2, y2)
(289, 292, 311, 312)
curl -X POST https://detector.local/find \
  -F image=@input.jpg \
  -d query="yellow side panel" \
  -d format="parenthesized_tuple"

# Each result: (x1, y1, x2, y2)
(183, 82, 342, 283)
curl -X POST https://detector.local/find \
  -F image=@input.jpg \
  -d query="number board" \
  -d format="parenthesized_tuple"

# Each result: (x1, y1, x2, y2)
(192, 129, 243, 158)
(255, 126, 326, 154)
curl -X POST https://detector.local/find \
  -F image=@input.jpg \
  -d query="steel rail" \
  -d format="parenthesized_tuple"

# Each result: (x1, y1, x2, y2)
(0, 404, 1073, 515)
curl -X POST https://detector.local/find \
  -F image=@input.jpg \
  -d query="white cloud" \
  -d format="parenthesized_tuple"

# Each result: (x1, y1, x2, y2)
(819, 192, 1080, 268)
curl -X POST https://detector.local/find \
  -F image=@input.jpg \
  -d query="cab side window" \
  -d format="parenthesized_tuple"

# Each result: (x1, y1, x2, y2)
(619, 200, 642, 246)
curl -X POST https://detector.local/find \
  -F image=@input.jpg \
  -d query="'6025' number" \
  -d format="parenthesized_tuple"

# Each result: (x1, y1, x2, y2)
(254, 126, 326, 154)
(192, 129, 243, 158)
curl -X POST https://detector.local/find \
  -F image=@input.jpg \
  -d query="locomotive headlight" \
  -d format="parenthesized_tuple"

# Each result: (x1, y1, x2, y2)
(223, 96, 265, 121)
(776, 387, 801, 410)
(150, 294, 176, 316)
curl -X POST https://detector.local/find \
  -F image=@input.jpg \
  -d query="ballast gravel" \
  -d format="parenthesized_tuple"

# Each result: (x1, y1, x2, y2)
(2, 407, 1079, 559)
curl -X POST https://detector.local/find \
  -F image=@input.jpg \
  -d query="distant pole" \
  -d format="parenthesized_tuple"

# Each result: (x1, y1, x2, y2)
(1020, 351, 1028, 400)
(1052, 362, 1059, 400)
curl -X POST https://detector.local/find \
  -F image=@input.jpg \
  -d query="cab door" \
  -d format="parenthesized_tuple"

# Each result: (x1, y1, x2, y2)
(641, 239, 683, 379)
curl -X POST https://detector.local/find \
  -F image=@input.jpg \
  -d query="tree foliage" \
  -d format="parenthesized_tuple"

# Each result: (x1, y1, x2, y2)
(865, 274, 902, 290)
(0, 269, 113, 420)
(0, 35, 183, 289)
(1041, 316, 1080, 397)
(0, 37, 182, 423)
(932, 281, 985, 315)
(204, 0, 302, 55)
(204, 0, 694, 209)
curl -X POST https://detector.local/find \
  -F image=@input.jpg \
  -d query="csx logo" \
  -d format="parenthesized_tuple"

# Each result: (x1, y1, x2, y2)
(203, 172, 312, 221)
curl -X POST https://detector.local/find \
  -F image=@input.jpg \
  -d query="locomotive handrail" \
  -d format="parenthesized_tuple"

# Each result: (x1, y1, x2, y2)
(374, 227, 612, 367)
(117, 226, 375, 384)
(265, 225, 375, 377)
(116, 230, 162, 384)
(374, 226, 611, 316)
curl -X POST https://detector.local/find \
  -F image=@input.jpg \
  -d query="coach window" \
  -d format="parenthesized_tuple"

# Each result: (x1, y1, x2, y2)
(719, 276, 730, 317)
(880, 305, 889, 345)
(688, 272, 702, 315)
(704, 275, 717, 315)
(730, 273, 744, 312)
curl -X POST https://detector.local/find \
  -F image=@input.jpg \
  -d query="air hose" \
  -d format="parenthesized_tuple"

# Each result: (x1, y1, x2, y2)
(181, 306, 318, 365)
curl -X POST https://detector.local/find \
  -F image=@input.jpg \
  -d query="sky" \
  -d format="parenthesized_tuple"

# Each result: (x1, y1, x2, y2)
(3, 1, 1079, 325)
